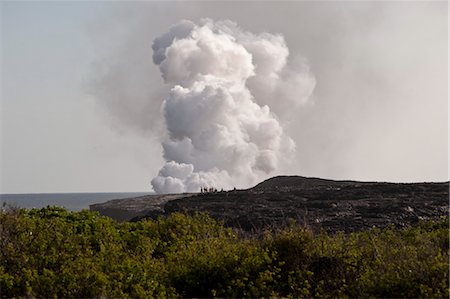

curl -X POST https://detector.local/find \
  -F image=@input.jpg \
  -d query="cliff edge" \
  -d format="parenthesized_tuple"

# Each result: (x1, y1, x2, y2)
(91, 176, 449, 232)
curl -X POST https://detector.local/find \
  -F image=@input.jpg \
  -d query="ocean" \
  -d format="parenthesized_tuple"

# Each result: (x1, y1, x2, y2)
(0, 192, 152, 211)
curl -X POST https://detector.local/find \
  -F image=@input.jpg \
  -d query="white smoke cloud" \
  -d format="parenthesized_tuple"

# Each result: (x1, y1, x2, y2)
(151, 19, 315, 194)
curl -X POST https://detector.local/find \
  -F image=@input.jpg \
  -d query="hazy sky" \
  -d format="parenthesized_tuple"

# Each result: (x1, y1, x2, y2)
(1, 1, 448, 193)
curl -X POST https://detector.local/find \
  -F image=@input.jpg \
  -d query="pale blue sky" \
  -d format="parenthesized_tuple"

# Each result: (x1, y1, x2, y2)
(2, 1, 159, 193)
(1, 1, 448, 193)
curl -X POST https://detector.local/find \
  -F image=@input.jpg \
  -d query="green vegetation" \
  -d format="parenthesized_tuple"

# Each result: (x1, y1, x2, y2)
(1, 206, 448, 298)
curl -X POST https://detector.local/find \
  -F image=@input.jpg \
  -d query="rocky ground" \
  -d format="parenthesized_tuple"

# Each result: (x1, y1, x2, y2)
(90, 176, 449, 233)
(89, 193, 196, 222)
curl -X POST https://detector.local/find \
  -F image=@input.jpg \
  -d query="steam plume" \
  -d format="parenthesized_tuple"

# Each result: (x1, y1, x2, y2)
(151, 19, 315, 193)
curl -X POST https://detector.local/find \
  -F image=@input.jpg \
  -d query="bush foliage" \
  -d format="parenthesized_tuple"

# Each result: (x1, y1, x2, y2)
(1, 206, 448, 298)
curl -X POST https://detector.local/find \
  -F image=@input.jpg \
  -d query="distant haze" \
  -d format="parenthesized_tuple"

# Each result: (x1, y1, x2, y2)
(1, 1, 448, 193)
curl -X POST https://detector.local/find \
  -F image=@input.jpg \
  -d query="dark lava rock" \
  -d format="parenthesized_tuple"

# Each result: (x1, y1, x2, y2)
(91, 176, 449, 233)
(90, 193, 196, 222)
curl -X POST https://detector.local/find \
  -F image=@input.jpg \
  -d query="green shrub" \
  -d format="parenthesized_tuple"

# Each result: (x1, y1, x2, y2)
(0, 206, 448, 298)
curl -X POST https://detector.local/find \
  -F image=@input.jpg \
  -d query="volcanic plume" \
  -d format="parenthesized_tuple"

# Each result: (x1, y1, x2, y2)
(151, 19, 315, 193)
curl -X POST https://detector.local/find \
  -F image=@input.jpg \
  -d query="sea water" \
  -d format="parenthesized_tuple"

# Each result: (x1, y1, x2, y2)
(0, 192, 152, 211)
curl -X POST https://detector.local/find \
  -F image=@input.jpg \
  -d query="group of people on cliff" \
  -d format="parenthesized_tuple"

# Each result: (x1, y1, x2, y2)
(200, 187, 218, 193)
(200, 187, 237, 193)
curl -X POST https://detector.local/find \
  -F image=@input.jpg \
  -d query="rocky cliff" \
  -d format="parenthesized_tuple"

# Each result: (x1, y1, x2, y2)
(90, 176, 449, 232)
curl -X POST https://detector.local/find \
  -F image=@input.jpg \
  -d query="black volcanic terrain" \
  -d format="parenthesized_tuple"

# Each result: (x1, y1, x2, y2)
(90, 176, 449, 232)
